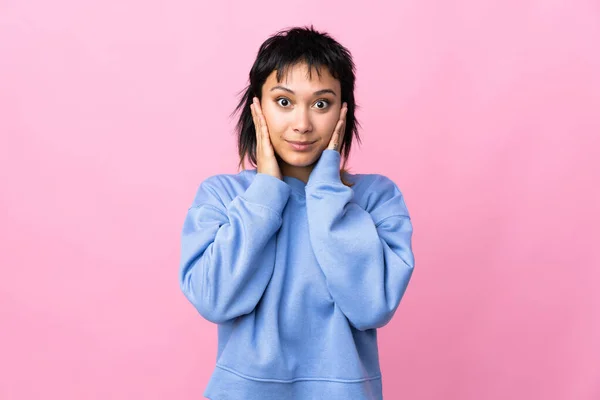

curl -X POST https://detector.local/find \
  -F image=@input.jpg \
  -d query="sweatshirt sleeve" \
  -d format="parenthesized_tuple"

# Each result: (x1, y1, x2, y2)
(179, 173, 292, 324)
(305, 150, 415, 331)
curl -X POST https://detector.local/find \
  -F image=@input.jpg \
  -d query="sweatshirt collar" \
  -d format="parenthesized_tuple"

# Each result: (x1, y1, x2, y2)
(283, 175, 308, 195)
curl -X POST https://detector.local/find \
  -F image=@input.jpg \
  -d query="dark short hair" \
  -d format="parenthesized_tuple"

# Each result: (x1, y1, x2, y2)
(232, 25, 361, 182)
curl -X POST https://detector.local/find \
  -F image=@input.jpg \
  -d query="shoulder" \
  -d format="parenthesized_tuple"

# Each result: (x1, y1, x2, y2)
(190, 169, 256, 209)
(344, 172, 409, 216)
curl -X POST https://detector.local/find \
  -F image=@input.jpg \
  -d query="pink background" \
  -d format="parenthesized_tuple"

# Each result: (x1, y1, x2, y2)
(1, 0, 599, 399)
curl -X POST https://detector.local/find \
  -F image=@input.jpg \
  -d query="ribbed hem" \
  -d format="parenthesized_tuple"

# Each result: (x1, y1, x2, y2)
(241, 173, 292, 214)
(204, 364, 382, 400)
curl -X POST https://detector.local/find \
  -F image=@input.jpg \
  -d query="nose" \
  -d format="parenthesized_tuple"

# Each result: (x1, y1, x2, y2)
(292, 107, 313, 134)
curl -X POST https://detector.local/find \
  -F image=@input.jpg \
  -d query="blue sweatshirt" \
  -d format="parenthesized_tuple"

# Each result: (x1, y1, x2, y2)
(179, 149, 415, 400)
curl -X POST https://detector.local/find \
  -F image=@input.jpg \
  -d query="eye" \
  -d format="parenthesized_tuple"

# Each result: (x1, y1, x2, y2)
(276, 97, 291, 107)
(314, 99, 330, 110)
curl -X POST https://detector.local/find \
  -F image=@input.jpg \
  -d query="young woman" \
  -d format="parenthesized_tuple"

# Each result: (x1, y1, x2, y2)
(179, 25, 415, 400)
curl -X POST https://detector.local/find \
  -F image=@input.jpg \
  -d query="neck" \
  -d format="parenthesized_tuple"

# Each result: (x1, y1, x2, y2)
(278, 160, 315, 184)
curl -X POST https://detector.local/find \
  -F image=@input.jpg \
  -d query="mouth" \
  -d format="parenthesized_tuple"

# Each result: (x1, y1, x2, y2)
(286, 140, 316, 151)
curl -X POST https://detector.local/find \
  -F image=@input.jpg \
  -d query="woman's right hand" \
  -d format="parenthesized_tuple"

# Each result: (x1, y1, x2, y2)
(250, 97, 282, 180)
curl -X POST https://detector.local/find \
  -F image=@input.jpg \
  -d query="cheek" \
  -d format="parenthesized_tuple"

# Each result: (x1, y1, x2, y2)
(262, 104, 285, 133)
(317, 113, 339, 136)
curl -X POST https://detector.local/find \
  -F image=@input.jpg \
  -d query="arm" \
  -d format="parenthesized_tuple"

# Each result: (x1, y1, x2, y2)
(179, 173, 291, 324)
(305, 150, 415, 331)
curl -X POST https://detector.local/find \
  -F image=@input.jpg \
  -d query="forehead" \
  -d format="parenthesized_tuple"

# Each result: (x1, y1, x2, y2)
(264, 62, 339, 90)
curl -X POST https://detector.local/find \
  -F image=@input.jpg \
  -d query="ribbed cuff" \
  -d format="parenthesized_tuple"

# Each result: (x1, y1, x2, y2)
(307, 150, 342, 185)
(242, 173, 292, 214)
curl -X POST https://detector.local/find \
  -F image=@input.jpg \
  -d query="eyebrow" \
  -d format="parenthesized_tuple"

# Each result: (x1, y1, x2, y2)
(270, 85, 337, 97)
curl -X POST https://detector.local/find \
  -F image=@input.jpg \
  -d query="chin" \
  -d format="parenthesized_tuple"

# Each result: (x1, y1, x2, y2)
(277, 150, 320, 167)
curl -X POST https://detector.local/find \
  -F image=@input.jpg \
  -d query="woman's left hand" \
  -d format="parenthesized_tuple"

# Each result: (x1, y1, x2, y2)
(327, 102, 347, 152)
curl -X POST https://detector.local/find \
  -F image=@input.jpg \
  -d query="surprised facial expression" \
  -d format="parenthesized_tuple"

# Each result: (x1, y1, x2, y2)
(260, 62, 342, 168)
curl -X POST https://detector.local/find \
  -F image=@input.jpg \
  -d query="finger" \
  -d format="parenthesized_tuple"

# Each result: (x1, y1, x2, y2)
(251, 103, 261, 153)
(329, 121, 342, 151)
(254, 97, 265, 121)
(340, 102, 348, 127)
(339, 119, 347, 144)
(336, 103, 348, 149)
(253, 98, 269, 139)
(251, 102, 261, 136)
(254, 98, 265, 136)
(250, 103, 257, 133)
(258, 112, 272, 153)
(329, 106, 347, 150)
(253, 98, 264, 133)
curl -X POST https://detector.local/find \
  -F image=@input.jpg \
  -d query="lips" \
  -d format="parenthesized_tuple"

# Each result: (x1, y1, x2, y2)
(286, 140, 316, 145)
(286, 140, 316, 151)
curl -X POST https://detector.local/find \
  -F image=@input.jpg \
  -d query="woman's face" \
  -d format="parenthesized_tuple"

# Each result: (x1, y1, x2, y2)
(260, 62, 342, 170)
